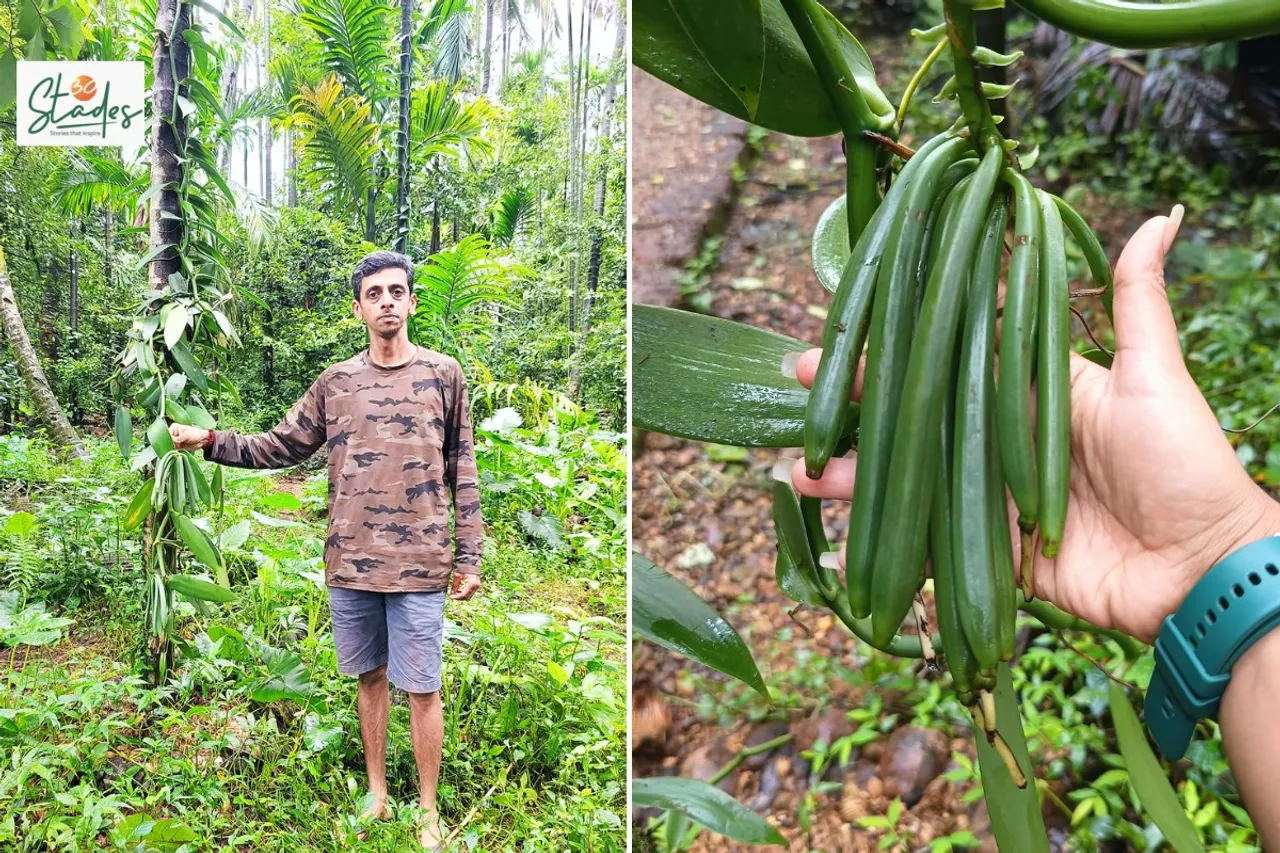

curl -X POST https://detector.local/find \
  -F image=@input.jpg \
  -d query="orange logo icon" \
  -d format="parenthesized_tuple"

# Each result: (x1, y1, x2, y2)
(70, 75, 97, 101)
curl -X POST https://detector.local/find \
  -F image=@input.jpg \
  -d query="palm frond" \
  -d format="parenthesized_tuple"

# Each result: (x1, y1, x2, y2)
(297, 0, 397, 105)
(50, 152, 147, 216)
(414, 81, 494, 161)
(289, 74, 380, 220)
(428, 6, 471, 83)
(489, 186, 535, 246)
(414, 234, 524, 326)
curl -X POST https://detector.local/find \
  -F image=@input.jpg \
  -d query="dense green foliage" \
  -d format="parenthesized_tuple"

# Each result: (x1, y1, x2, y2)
(0, 408, 626, 850)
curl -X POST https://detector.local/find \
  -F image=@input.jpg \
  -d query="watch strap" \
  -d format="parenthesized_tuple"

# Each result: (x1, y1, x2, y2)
(1147, 535, 1280, 759)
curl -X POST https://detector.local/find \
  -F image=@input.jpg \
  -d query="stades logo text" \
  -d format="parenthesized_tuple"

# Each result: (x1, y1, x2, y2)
(17, 61, 146, 147)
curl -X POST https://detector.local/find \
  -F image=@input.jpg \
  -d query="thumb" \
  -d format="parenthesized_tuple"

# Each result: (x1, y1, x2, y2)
(1111, 205, 1184, 366)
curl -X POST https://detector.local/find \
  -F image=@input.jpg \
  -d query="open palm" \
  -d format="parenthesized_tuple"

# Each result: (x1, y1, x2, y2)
(790, 211, 1280, 643)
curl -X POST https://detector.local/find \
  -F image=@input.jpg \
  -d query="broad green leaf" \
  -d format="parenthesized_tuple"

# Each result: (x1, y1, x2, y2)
(173, 515, 222, 572)
(115, 405, 132, 460)
(130, 446, 157, 473)
(169, 341, 209, 393)
(634, 305, 858, 447)
(668, 0, 765, 118)
(547, 660, 570, 683)
(166, 574, 234, 603)
(634, 0, 893, 137)
(219, 519, 252, 551)
(1109, 681, 1204, 853)
(973, 665, 1051, 853)
(632, 777, 785, 845)
(124, 480, 153, 530)
(633, 552, 768, 696)
(0, 51, 15, 114)
(3, 511, 37, 537)
(184, 404, 216, 430)
(260, 491, 303, 511)
(147, 417, 175, 457)
(165, 399, 194, 425)
(812, 194, 848, 295)
(518, 510, 565, 549)
(163, 303, 189, 349)
(252, 644, 314, 701)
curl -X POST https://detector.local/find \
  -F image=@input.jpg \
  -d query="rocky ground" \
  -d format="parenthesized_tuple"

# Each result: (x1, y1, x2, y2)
(629, 29, 1159, 853)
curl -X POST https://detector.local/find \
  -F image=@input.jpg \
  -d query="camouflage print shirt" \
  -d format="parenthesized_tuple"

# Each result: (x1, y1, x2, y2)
(204, 346, 483, 592)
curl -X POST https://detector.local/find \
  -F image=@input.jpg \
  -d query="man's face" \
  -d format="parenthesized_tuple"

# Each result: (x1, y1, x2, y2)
(353, 267, 416, 340)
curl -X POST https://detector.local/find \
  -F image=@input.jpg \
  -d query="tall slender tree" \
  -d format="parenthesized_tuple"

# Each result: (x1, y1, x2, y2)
(481, 0, 494, 94)
(394, 0, 414, 253)
(0, 247, 86, 456)
(264, 0, 273, 204)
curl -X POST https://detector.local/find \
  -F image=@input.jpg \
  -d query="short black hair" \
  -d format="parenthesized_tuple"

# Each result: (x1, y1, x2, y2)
(351, 250, 414, 301)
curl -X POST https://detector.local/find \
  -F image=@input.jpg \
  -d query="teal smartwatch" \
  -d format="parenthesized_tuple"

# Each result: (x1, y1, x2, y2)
(1146, 535, 1280, 760)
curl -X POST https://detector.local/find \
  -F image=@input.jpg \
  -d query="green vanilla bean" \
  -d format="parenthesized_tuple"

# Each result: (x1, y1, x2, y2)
(1009, 0, 1280, 49)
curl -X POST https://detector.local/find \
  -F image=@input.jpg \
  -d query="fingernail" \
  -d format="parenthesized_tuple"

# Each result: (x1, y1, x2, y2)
(772, 457, 797, 483)
(1163, 204, 1185, 252)
(818, 551, 841, 571)
(781, 351, 802, 380)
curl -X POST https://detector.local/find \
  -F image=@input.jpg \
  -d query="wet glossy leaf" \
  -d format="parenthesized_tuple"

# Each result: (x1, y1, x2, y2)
(812, 193, 848, 295)
(632, 777, 785, 844)
(668, 0, 765, 118)
(634, 0, 892, 137)
(1109, 681, 1204, 853)
(633, 552, 767, 696)
(634, 305, 857, 447)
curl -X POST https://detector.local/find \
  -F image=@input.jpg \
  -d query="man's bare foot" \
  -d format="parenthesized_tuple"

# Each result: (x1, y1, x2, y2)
(359, 793, 389, 822)
(416, 809, 445, 851)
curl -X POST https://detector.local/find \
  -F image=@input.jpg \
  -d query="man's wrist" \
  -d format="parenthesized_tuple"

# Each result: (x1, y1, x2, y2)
(203, 429, 215, 450)
(1177, 489, 1280, 621)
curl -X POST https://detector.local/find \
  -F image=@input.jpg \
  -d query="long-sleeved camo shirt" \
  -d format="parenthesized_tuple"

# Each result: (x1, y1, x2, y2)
(204, 345, 483, 593)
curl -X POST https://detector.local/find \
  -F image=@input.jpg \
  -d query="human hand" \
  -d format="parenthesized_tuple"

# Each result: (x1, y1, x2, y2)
(789, 208, 1280, 643)
(169, 423, 211, 452)
(449, 572, 481, 601)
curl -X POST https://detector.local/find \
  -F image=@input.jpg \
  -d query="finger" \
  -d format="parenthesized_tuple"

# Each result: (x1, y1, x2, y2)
(168, 423, 182, 439)
(790, 455, 857, 500)
(784, 348, 866, 402)
(1111, 206, 1184, 366)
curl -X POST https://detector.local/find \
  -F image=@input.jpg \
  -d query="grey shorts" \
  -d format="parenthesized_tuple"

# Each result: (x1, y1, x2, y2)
(327, 587, 446, 694)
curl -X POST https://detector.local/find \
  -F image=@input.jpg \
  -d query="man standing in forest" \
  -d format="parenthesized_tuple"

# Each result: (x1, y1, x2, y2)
(169, 250, 482, 850)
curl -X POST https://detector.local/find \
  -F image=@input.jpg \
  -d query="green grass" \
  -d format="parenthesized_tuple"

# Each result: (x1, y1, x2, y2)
(0, 432, 626, 852)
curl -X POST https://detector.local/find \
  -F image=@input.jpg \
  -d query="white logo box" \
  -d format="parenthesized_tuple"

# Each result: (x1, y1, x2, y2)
(17, 61, 146, 147)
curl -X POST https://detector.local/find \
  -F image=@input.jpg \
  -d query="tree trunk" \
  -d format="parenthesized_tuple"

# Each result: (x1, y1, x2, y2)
(150, 0, 190, 291)
(69, 220, 79, 336)
(263, 0, 273, 204)
(586, 6, 624, 297)
(481, 0, 493, 95)
(220, 64, 238, 174)
(394, 0, 413, 253)
(365, 187, 377, 242)
(498, 0, 508, 93)
(431, 198, 441, 254)
(0, 247, 86, 457)
(103, 205, 113, 288)
(566, 2, 577, 335)
(287, 127, 298, 207)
